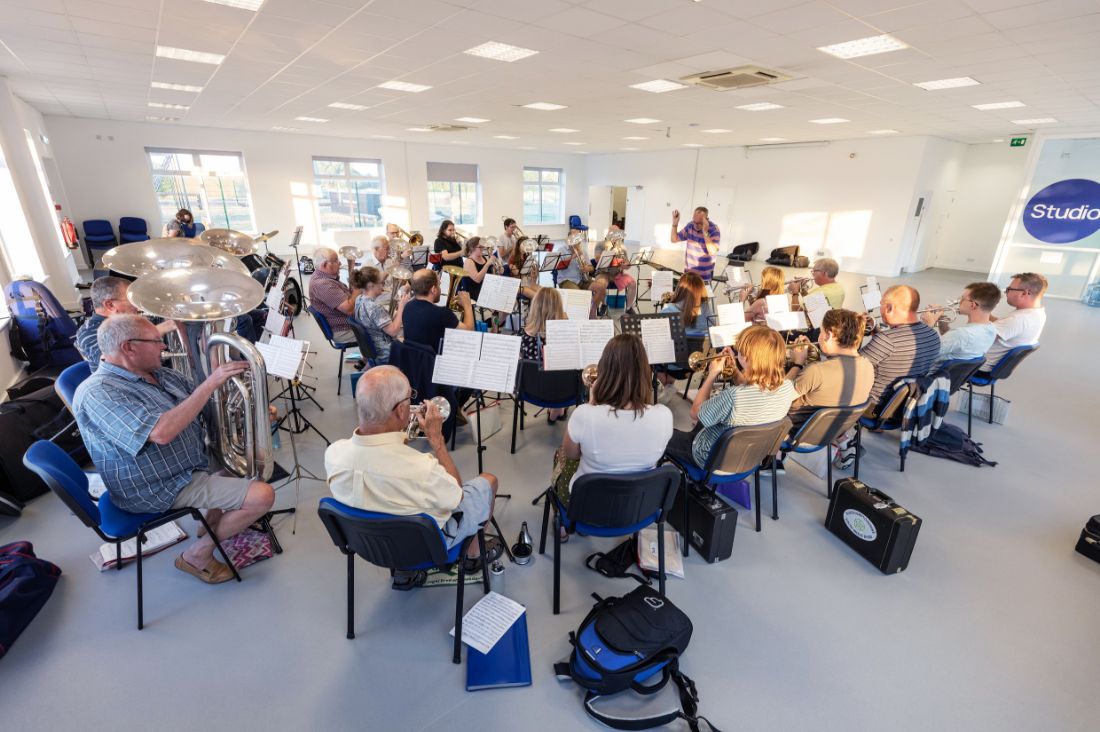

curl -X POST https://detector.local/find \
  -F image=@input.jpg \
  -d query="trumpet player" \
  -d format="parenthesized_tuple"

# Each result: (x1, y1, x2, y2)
(325, 366, 501, 590)
(786, 310, 873, 433)
(73, 315, 275, 585)
(499, 217, 520, 263)
(76, 276, 177, 372)
(461, 237, 499, 303)
(923, 283, 1000, 370)
(789, 258, 845, 309)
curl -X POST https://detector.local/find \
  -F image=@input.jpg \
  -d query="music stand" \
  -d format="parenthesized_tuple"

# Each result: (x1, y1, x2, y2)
(409, 245, 429, 271)
(287, 226, 307, 304)
(536, 252, 561, 289)
(620, 312, 689, 402)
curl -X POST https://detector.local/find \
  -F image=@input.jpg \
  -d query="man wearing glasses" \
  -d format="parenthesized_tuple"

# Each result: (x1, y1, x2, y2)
(791, 258, 845, 309)
(325, 365, 500, 590)
(922, 282, 1000, 369)
(76, 276, 176, 372)
(73, 315, 275, 584)
(982, 272, 1047, 371)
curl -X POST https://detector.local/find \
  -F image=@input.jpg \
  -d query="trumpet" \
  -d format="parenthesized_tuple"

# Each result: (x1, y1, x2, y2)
(687, 350, 738, 379)
(582, 363, 598, 388)
(786, 341, 821, 359)
(917, 302, 959, 325)
(786, 277, 813, 296)
(406, 396, 452, 440)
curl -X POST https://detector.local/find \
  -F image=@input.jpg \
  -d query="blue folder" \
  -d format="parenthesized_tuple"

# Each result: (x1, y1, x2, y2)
(465, 612, 532, 691)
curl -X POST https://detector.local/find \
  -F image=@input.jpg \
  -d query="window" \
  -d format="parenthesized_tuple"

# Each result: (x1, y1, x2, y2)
(426, 162, 478, 226)
(146, 148, 255, 232)
(312, 157, 385, 230)
(523, 167, 564, 225)
(0, 142, 45, 288)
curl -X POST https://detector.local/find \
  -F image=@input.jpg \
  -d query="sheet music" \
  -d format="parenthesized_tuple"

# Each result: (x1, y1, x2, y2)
(579, 320, 614, 366)
(650, 270, 674, 303)
(558, 288, 592, 321)
(862, 289, 882, 310)
(765, 311, 803, 331)
(595, 251, 613, 271)
(449, 591, 526, 655)
(264, 286, 282, 311)
(802, 292, 829, 329)
(475, 274, 520, 313)
(717, 302, 744, 325)
(543, 320, 579, 371)
(263, 309, 285, 334)
(441, 328, 482, 361)
(640, 318, 676, 365)
(432, 354, 473, 387)
(765, 293, 790, 314)
(807, 307, 827, 329)
(536, 252, 555, 288)
(437, 271, 451, 308)
(709, 322, 750, 348)
(274, 269, 287, 294)
(256, 335, 307, 380)
(472, 333, 521, 392)
(866, 276, 879, 292)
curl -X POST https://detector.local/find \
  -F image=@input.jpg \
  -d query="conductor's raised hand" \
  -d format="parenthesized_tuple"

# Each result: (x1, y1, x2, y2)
(671, 209, 681, 225)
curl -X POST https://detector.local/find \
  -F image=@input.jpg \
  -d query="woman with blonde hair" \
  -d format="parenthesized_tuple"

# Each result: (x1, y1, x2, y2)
(664, 325, 797, 470)
(743, 266, 786, 324)
(521, 287, 567, 422)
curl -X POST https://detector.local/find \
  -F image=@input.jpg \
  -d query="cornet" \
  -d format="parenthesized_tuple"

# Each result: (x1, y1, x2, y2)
(687, 350, 738, 379)
(917, 300, 960, 326)
(406, 396, 452, 440)
(786, 341, 821, 360)
(582, 364, 598, 388)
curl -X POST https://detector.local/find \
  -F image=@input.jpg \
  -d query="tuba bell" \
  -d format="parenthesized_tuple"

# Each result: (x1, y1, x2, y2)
(442, 264, 469, 312)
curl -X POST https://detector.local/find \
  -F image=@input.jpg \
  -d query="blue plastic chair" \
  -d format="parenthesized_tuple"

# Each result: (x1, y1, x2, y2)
(510, 359, 583, 454)
(780, 402, 868, 503)
(853, 381, 918, 478)
(568, 214, 588, 232)
(307, 306, 357, 395)
(118, 217, 150, 243)
(55, 360, 92, 410)
(316, 497, 489, 663)
(665, 418, 791, 540)
(22, 441, 240, 630)
(964, 345, 1038, 434)
(537, 465, 680, 614)
(81, 219, 117, 250)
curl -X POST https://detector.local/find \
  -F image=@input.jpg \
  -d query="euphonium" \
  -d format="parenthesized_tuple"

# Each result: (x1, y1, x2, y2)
(406, 396, 451, 440)
(443, 264, 468, 312)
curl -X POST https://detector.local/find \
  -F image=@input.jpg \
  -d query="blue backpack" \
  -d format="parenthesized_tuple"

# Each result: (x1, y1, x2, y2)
(4, 279, 82, 370)
(555, 585, 720, 731)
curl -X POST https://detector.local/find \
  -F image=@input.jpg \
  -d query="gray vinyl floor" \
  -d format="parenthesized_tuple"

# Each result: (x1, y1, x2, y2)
(2, 263, 1098, 732)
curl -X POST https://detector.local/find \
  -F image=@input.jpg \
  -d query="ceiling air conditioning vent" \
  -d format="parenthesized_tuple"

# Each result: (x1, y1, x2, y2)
(681, 66, 791, 91)
(425, 124, 470, 133)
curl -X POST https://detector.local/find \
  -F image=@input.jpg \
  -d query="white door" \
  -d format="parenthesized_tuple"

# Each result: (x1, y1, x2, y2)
(624, 186, 645, 244)
(587, 186, 613, 242)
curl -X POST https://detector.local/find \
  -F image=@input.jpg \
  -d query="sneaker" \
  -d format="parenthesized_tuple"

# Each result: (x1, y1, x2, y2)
(596, 302, 608, 318)
(625, 306, 638, 315)
(834, 451, 855, 470)
(391, 569, 428, 591)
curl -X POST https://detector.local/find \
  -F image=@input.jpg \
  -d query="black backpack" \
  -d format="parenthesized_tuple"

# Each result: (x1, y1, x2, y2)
(910, 423, 997, 467)
(555, 585, 720, 731)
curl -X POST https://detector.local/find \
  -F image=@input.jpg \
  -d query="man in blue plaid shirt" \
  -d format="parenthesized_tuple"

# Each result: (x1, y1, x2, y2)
(73, 315, 275, 584)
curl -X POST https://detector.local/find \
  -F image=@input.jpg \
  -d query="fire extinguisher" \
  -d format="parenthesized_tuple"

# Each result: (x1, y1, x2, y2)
(60, 216, 78, 249)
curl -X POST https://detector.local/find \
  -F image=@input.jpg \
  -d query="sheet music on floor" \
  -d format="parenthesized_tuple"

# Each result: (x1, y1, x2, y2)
(640, 317, 676, 364)
(558, 288, 592, 321)
(802, 292, 830, 329)
(650, 270, 674, 303)
(432, 329, 521, 393)
(256, 334, 309, 380)
(475, 274, 520, 313)
(543, 319, 614, 370)
(709, 321, 750, 348)
(90, 521, 187, 571)
(449, 591, 526, 654)
(717, 302, 745, 325)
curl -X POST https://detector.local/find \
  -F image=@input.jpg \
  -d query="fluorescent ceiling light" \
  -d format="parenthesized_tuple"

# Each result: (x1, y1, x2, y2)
(914, 77, 979, 90)
(622, 136, 648, 140)
(295, 116, 328, 123)
(271, 126, 300, 131)
(869, 129, 899, 134)
(683, 143, 703, 147)
(155, 45, 225, 65)
(407, 127, 433, 132)
(523, 102, 566, 110)
(629, 79, 688, 93)
(449, 141, 470, 145)
(625, 117, 661, 124)
(493, 135, 518, 140)
(148, 102, 189, 110)
(810, 117, 849, 124)
(563, 141, 585, 146)
(329, 102, 368, 110)
(818, 34, 907, 59)
(701, 128, 730, 133)
(152, 81, 203, 93)
(454, 117, 489, 124)
(464, 41, 538, 63)
(736, 102, 783, 111)
(549, 128, 578, 133)
(202, 0, 264, 9)
(1013, 118, 1057, 125)
(760, 137, 787, 142)
(378, 80, 431, 93)
(972, 101, 1025, 110)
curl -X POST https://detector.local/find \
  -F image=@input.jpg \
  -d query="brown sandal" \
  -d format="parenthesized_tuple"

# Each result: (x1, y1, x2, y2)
(174, 555, 234, 584)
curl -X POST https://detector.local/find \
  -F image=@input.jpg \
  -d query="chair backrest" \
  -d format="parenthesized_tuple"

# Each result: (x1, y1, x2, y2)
(193, 222, 206, 235)
(388, 339, 457, 438)
(517, 359, 582, 407)
(989, 345, 1039, 381)
(118, 217, 147, 234)
(56, 361, 92, 410)
(788, 402, 869, 449)
(307, 306, 337, 343)
(317, 498, 450, 568)
(568, 215, 586, 230)
(870, 380, 917, 427)
(346, 315, 378, 362)
(82, 219, 114, 237)
(569, 465, 681, 529)
(23, 440, 100, 528)
(939, 356, 985, 393)
(704, 418, 792, 479)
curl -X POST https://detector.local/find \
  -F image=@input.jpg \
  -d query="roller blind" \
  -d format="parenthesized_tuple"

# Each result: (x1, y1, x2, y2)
(426, 162, 478, 183)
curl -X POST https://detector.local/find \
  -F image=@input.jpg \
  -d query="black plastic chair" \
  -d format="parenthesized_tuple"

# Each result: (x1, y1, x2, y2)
(317, 498, 489, 663)
(537, 465, 680, 615)
(510, 360, 583, 454)
(665, 418, 791, 544)
(964, 345, 1039, 435)
(307, 306, 356, 395)
(346, 315, 380, 366)
(728, 242, 759, 262)
(853, 381, 918, 478)
(389, 339, 458, 445)
(23, 441, 240, 630)
(780, 402, 868, 504)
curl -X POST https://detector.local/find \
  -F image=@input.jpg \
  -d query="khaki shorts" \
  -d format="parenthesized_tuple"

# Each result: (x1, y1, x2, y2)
(171, 471, 251, 511)
(441, 476, 494, 549)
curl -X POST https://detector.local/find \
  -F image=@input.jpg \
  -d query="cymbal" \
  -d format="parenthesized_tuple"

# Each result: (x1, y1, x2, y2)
(102, 240, 250, 278)
(201, 228, 257, 256)
(339, 245, 364, 260)
(128, 267, 266, 322)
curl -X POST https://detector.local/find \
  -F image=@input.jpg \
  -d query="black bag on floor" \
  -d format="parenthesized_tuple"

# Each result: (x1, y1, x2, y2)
(765, 245, 799, 266)
(826, 478, 921, 574)
(909, 423, 997, 467)
(0, 385, 88, 503)
(670, 485, 737, 563)
(585, 537, 651, 586)
(1074, 514, 1100, 565)
(0, 541, 62, 659)
(555, 585, 720, 731)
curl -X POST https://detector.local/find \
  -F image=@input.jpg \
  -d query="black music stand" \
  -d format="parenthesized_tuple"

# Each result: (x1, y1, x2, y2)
(287, 226, 308, 305)
(409, 245, 429, 271)
(620, 312, 688, 402)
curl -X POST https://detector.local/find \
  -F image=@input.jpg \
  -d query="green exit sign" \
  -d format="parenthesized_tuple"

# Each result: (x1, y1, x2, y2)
(1010, 137, 1027, 147)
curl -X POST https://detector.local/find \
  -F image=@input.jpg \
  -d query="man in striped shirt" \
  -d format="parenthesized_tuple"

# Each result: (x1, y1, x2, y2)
(860, 285, 941, 406)
(670, 206, 720, 281)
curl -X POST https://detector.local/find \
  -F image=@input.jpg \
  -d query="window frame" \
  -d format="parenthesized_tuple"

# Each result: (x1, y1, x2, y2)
(311, 155, 386, 231)
(522, 166, 565, 226)
(144, 147, 256, 232)
(426, 162, 480, 226)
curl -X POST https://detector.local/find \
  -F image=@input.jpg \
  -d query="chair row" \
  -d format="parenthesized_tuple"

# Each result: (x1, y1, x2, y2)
(82, 218, 152, 248)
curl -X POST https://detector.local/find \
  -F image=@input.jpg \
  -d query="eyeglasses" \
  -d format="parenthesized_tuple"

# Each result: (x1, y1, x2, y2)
(390, 388, 417, 412)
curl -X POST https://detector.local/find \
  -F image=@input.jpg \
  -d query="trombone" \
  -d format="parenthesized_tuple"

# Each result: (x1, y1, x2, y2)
(454, 228, 469, 244)
(391, 225, 424, 248)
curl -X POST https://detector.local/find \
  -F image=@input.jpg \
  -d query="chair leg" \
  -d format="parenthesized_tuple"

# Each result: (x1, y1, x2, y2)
(136, 531, 144, 630)
(454, 547, 466, 664)
(657, 521, 666, 598)
(199, 513, 242, 583)
(510, 399, 519, 454)
(478, 529, 490, 594)
(827, 453, 834, 499)
(115, 541, 122, 571)
(337, 348, 345, 396)
(967, 384, 974, 436)
(681, 479, 690, 558)
(900, 451, 906, 472)
(754, 470, 761, 532)
(681, 372, 692, 400)
(853, 424, 863, 480)
(346, 553, 355, 640)
(539, 490, 551, 555)
(988, 383, 994, 424)
(553, 513, 562, 615)
(771, 460, 778, 521)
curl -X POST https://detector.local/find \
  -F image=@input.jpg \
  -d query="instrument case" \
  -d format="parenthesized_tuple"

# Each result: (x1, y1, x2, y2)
(669, 484, 736, 563)
(825, 478, 921, 574)
(1074, 514, 1100, 565)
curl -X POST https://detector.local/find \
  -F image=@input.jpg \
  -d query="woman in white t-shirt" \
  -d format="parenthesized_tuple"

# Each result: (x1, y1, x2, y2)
(552, 334, 673, 506)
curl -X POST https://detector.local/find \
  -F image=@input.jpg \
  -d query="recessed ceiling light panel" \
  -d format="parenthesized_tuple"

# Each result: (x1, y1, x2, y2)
(622, 136, 648, 140)
(869, 129, 899, 134)
(1012, 118, 1057, 125)
(818, 34, 907, 59)
(493, 135, 518, 140)
(152, 81, 203, 92)
(810, 117, 849, 124)
(295, 116, 328, 123)
(736, 102, 784, 111)
(155, 45, 225, 65)
(378, 80, 431, 93)
(625, 117, 661, 124)
(563, 141, 585, 146)
(148, 102, 189, 110)
(914, 77, 980, 90)
(972, 101, 1025, 110)
(464, 41, 538, 62)
(760, 137, 787, 142)
(271, 126, 300, 131)
(629, 79, 688, 93)
(329, 102, 368, 110)
(549, 128, 578, 133)
(683, 143, 703, 147)
(701, 128, 730, 133)
(522, 102, 566, 110)
(202, 0, 264, 9)
(407, 127, 432, 132)
(454, 117, 489, 124)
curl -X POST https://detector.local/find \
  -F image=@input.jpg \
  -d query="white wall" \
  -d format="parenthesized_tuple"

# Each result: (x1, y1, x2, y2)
(900, 136, 966, 273)
(43, 117, 588, 257)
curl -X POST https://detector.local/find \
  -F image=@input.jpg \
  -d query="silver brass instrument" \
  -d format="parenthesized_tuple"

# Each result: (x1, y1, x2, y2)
(917, 300, 960, 326)
(339, 245, 364, 274)
(102, 240, 250, 278)
(201, 228, 258, 256)
(786, 341, 821, 360)
(786, 277, 813, 296)
(406, 396, 451, 440)
(128, 267, 273, 482)
(480, 235, 504, 274)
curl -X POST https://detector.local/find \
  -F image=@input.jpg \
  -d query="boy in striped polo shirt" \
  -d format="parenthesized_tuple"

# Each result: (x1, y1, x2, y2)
(670, 206, 721, 281)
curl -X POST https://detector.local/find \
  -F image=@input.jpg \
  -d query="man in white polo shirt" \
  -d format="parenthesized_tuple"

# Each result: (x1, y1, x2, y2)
(981, 272, 1047, 371)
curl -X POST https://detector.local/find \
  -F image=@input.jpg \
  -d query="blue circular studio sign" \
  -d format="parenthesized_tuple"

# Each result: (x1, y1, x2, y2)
(1022, 178, 1100, 244)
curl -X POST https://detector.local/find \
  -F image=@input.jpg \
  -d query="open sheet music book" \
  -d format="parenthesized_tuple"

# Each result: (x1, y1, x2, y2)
(432, 330, 521, 393)
(475, 274, 520, 313)
(709, 321, 751, 348)
(542, 319, 614, 370)
(640, 317, 676, 364)
(89, 521, 187, 571)
(256, 334, 309, 380)
(558, 288, 593, 322)
(437, 270, 452, 308)
(802, 292, 830, 329)
(650, 270, 674, 303)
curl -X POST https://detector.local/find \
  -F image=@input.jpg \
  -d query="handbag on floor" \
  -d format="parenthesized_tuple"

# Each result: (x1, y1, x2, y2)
(0, 541, 62, 659)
